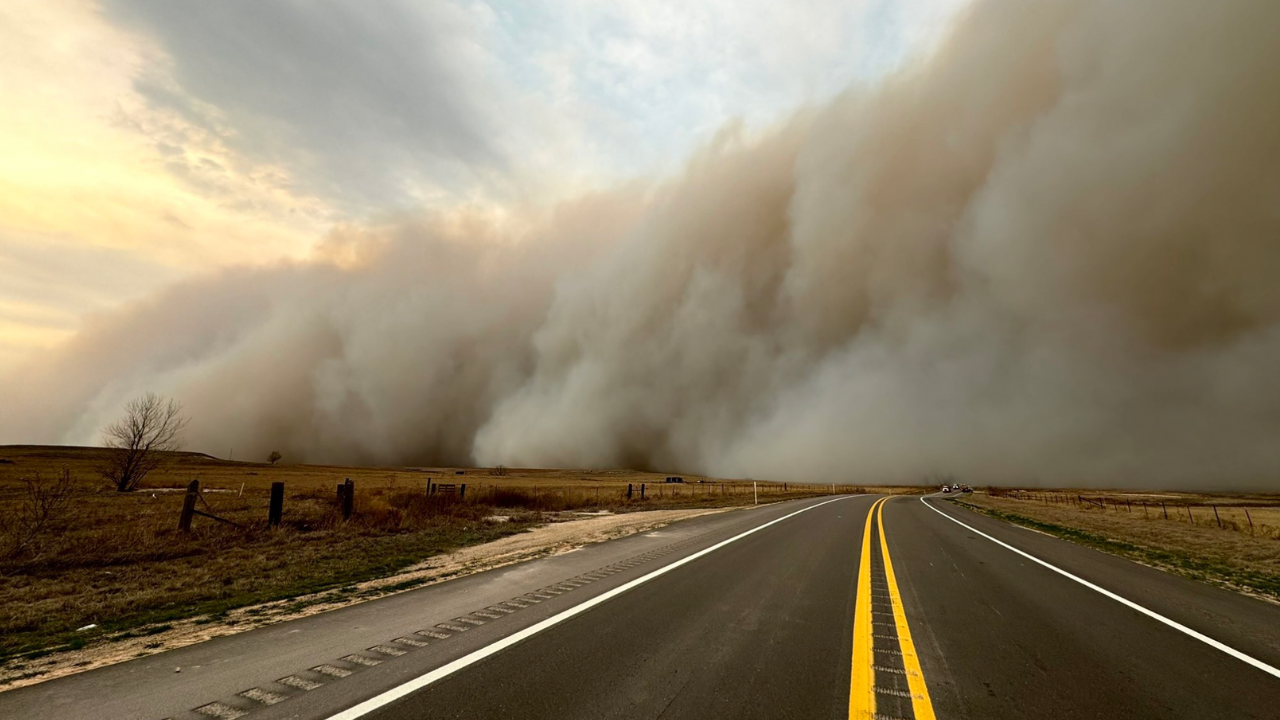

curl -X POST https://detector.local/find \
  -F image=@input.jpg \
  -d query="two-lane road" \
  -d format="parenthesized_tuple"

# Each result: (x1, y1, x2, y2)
(2, 494, 1277, 719)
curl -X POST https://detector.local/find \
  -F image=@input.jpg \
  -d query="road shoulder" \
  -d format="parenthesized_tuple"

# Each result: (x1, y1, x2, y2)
(0, 507, 732, 691)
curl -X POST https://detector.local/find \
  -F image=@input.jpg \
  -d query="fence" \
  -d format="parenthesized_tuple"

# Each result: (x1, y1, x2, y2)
(176, 478, 864, 530)
(987, 489, 1279, 538)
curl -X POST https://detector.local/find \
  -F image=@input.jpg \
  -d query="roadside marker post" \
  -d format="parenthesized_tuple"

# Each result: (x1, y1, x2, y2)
(753, 481, 758, 505)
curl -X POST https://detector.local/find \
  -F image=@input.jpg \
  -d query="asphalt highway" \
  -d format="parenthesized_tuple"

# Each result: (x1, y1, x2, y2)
(3, 494, 1277, 719)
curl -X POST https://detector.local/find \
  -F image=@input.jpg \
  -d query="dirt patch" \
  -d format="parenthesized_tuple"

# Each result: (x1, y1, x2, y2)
(0, 506, 731, 690)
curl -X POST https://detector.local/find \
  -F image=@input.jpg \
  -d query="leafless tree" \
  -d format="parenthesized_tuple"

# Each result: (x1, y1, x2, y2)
(1, 467, 75, 559)
(100, 393, 188, 492)
(268, 450, 282, 465)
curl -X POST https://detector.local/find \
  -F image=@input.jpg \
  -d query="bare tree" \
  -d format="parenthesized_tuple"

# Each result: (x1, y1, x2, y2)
(0, 467, 75, 558)
(100, 393, 188, 492)
(268, 450, 282, 465)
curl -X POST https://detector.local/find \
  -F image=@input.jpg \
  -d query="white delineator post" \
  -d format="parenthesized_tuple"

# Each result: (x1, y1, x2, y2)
(753, 481, 758, 505)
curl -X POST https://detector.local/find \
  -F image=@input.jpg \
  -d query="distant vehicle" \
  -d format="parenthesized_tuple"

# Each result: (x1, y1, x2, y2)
(942, 486, 951, 493)
(951, 484, 960, 491)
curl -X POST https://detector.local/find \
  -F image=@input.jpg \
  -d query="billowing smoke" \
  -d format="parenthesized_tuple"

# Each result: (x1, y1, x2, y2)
(5, 0, 1280, 488)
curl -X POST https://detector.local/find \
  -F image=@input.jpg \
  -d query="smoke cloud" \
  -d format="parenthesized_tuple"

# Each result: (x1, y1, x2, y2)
(5, 0, 1280, 489)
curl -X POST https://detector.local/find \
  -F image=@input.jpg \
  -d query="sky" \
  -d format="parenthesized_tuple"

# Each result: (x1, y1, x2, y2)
(5, 0, 1280, 488)
(0, 0, 965, 368)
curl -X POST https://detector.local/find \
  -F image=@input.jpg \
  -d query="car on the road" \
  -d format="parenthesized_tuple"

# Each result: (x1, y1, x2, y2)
(942, 486, 951, 493)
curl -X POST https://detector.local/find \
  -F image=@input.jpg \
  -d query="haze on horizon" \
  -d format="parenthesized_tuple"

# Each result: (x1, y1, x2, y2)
(2, 0, 1279, 490)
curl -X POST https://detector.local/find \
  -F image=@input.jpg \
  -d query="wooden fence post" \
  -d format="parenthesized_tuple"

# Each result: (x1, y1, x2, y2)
(338, 478, 354, 520)
(640, 483, 646, 500)
(1186, 505, 1193, 523)
(1245, 508, 1254, 533)
(1162, 501, 1168, 519)
(627, 483, 633, 500)
(268, 481, 284, 527)
(1213, 505, 1221, 528)
(178, 479, 199, 531)
(460, 483, 467, 500)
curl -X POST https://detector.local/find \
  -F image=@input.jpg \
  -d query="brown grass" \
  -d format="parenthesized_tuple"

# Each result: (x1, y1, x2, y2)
(0, 445, 887, 668)
(958, 489, 1280, 601)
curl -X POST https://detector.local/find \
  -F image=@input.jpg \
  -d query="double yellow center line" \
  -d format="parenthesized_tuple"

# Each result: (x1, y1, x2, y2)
(850, 496, 936, 720)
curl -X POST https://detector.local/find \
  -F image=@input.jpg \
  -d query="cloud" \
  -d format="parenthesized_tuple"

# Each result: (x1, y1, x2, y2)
(491, 0, 968, 179)
(101, 0, 968, 208)
(0, 0, 964, 357)
(0, 0, 333, 360)
(102, 0, 527, 210)
(6, 0, 1279, 490)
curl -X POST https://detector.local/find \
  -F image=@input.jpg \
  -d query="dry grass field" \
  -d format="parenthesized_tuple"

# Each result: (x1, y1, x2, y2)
(956, 489, 1280, 601)
(0, 445, 881, 673)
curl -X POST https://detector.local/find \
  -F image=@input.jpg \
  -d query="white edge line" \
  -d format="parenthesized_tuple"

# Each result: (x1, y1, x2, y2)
(920, 497, 1280, 680)
(324, 494, 860, 720)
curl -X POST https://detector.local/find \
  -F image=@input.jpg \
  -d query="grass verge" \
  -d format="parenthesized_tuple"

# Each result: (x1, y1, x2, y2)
(950, 497, 1280, 601)
(0, 516, 536, 667)
(1, 445, 888, 672)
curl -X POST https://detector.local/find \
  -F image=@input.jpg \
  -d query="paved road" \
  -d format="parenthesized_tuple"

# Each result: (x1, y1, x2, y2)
(3, 494, 1278, 719)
